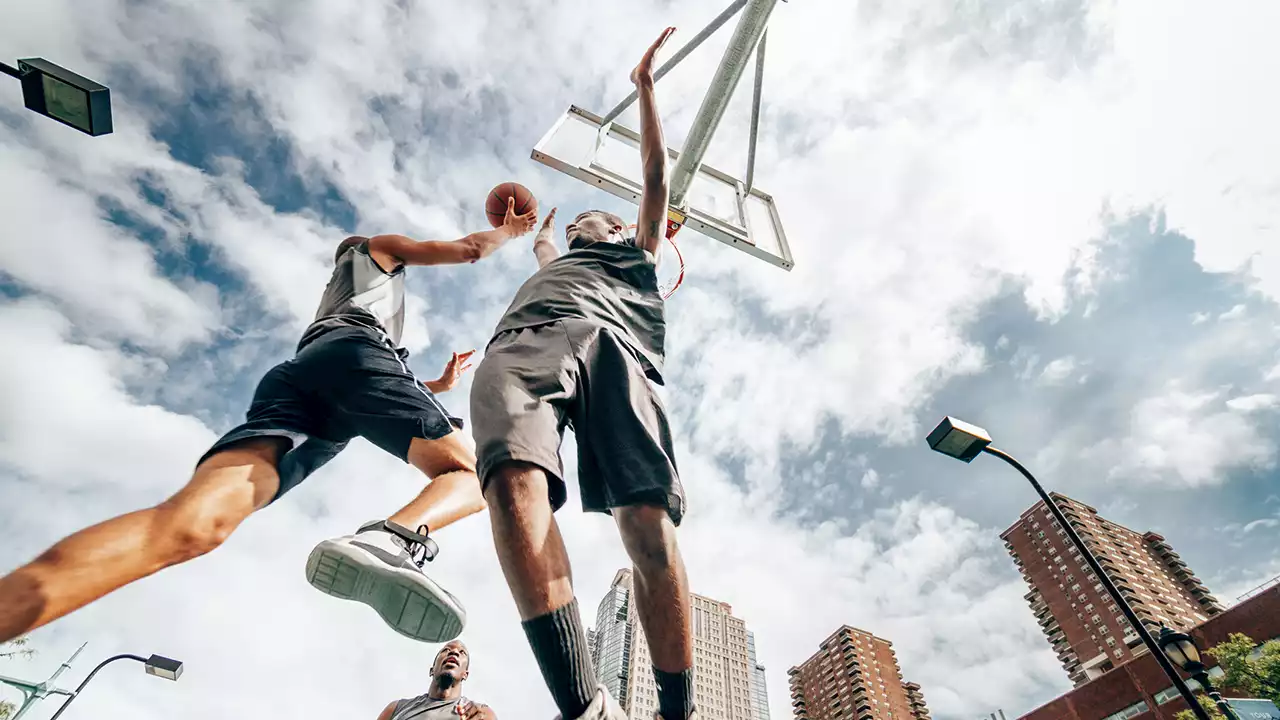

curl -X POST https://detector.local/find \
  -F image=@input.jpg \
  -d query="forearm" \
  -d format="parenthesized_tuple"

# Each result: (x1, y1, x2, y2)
(637, 82, 667, 187)
(423, 379, 447, 394)
(532, 224, 560, 267)
(461, 226, 519, 261)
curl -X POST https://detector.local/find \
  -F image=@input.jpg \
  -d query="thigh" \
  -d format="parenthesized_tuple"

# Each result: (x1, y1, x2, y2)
(470, 325, 576, 511)
(197, 361, 345, 503)
(572, 327, 685, 526)
(300, 330, 462, 462)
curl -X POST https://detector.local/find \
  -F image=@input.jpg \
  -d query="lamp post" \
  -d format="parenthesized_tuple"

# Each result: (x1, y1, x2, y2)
(1157, 626, 1240, 720)
(48, 654, 183, 719)
(925, 417, 1211, 720)
(1, 57, 113, 135)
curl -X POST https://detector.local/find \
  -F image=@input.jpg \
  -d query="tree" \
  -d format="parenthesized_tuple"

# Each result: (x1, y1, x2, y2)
(1173, 694, 1226, 720)
(1, 637, 37, 720)
(1170, 633, 1280, 720)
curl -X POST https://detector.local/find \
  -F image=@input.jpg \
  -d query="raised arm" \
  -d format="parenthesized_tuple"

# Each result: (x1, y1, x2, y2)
(632, 27, 676, 258)
(532, 207, 560, 268)
(368, 199, 537, 268)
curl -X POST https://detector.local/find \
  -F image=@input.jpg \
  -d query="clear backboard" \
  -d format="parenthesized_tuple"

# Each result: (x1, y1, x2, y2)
(532, 105, 793, 271)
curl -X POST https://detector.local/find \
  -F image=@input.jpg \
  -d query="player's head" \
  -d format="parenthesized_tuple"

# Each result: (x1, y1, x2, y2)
(566, 210, 627, 247)
(335, 235, 367, 264)
(430, 640, 470, 686)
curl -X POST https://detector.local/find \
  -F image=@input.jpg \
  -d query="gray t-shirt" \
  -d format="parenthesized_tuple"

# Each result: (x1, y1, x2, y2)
(298, 240, 407, 351)
(388, 694, 463, 720)
(491, 240, 666, 382)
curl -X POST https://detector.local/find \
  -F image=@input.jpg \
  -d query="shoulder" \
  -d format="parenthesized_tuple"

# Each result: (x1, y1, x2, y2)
(377, 699, 401, 720)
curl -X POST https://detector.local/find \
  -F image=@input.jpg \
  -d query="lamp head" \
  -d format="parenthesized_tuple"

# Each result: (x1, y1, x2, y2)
(926, 417, 992, 463)
(144, 654, 183, 682)
(1156, 626, 1202, 674)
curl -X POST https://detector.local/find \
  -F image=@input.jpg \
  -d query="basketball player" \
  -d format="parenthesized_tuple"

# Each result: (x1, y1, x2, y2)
(470, 28, 698, 720)
(377, 640, 496, 720)
(0, 201, 538, 645)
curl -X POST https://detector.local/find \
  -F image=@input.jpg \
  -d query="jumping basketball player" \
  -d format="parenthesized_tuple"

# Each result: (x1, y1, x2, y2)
(0, 201, 537, 645)
(470, 28, 699, 720)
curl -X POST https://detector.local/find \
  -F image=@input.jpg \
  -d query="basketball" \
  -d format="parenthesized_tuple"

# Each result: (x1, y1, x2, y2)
(486, 182, 537, 228)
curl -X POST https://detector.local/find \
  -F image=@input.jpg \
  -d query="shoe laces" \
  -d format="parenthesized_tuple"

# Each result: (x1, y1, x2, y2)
(405, 524, 432, 569)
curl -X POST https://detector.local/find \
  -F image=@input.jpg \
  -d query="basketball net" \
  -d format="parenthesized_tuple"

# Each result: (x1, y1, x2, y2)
(627, 216, 686, 299)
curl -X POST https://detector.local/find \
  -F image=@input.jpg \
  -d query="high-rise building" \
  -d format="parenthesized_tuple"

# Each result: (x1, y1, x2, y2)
(589, 569, 763, 720)
(1001, 493, 1224, 686)
(788, 625, 930, 720)
(747, 632, 771, 720)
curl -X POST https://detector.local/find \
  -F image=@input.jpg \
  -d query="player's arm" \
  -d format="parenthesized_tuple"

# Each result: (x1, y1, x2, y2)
(532, 207, 560, 268)
(368, 199, 537, 267)
(632, 27, 676, 259)
(375, 701, 397, 720)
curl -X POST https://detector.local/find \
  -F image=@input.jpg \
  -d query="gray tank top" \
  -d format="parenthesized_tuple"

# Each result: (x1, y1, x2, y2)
(389, 694, 463, 720)
(298, 240, 407, 351)
(491, 240, 666, 382)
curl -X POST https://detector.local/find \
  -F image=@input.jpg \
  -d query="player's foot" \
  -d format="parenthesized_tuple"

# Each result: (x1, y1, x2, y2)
(305, 520, 465, 643)
(554, 685, 628, 720)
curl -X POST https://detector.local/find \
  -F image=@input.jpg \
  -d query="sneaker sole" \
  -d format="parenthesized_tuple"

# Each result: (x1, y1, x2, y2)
(305, 539, 465, 643)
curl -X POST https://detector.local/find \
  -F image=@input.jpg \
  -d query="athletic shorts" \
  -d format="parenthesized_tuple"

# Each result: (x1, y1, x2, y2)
(470, 318, 685, 525)
(198, 327, 463, 503)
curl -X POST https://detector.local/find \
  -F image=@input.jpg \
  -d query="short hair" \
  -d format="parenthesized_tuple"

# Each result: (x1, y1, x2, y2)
(334, 235, 367, 264)
(576, 210, 627, 232)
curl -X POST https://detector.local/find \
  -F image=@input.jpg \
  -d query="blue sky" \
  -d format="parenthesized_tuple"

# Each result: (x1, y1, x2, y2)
(2, 1, 1279, 719)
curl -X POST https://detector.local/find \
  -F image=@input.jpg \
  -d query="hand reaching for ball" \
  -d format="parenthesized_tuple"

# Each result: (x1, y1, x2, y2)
(501, 197, 538, 237)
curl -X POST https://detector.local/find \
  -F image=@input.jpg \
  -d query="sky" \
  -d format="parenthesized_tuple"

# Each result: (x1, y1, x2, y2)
(1, 0, 1279, 718)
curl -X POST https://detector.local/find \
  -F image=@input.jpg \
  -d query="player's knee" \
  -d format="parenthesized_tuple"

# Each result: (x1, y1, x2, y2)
(616, 504, 679, 574)
(482, 462, 548, 514)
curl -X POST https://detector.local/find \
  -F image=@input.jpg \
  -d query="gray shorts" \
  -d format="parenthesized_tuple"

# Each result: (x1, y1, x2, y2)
(470, 318, 685, 525)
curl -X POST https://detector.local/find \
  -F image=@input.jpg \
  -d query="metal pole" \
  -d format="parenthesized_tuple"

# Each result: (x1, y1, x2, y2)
(669, 0, 780, 208)
(980, 446, 1212, 720)
(1195, 673, 1241, 720)
(48, 654, 147, 720)
(0, 61, 22, 79)
(744, 29, 767, 193)
(600, 0, 749, 127)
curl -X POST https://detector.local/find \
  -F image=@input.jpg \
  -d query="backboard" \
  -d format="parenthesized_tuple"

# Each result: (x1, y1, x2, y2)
(532, 105, 793, 271)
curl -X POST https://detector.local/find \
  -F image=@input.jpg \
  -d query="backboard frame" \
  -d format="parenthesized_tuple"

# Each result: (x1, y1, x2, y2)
(532, 105, 793, 271)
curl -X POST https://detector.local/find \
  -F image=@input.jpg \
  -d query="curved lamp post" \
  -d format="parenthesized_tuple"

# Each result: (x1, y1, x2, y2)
(1157, 626, 1240, 720)
(925, 416, 1211, 720)
(48, 654, 183, 719)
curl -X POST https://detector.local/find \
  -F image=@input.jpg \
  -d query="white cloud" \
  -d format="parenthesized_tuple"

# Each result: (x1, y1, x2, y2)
(861, 469, 882, 490)
(1038, 356, 1078, 385)
(1220, 304, 1247, 321)
(1098, 386, 1277, 487)
(1226, 393, 1280, 413)
(1191, 312, 1210, 325)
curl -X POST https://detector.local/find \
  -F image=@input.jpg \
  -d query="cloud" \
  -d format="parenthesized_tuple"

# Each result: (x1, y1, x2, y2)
(1038, 356, 1078, 385)
(861, 469, 882, 490)
(1226, 393, 1280, 413)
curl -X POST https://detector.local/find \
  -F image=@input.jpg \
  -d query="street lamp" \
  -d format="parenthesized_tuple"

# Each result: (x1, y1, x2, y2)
(1157, 626, 1240, 720)
(48, 654, 183, 719)
(1, 58, 113, 135)
(925, 416, 1212, 720)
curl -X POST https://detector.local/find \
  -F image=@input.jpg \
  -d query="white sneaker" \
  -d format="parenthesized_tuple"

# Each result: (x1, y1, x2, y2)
(554, 685, 628, 720)
(305, 520, 466, 643)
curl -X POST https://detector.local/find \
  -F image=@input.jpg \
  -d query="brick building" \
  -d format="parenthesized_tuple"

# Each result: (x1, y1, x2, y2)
(788, 625, 930, 720)
(1018, 584, 1280, 719)
(1002, 494, 1223, 685)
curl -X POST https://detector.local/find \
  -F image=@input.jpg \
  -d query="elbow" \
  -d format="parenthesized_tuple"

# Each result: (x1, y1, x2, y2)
(460, 236, 485, 263)
(643, 169, 668, 193)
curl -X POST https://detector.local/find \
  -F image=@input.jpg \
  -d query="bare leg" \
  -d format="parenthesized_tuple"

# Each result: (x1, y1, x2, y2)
(0, 438, 285, 642)
(387, 430, 485, 532)
(615, 504, 693, 672)
(482, 461, 574, 619)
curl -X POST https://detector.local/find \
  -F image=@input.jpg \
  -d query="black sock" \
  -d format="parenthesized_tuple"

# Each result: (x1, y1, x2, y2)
(522, 599, 596, 718)
(654, 666, 695, 720)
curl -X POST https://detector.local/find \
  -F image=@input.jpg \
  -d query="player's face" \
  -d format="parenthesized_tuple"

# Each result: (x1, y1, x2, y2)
(566, 211, 622, 245)
(432, 641, 470, 681)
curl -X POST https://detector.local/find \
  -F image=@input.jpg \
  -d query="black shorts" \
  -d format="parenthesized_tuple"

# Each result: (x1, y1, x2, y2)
(470, 318, 684, 525)
(198, 327, 463, 503)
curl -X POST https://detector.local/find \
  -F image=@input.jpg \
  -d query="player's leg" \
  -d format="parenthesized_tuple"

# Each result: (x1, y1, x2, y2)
(0, 437, 286, 643)
(471, 324, 621, 720)
(576, 326, 695, 720)
(302, 329, 480, 643)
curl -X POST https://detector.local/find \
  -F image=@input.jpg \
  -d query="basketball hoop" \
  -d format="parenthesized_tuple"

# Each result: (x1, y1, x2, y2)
(626, 222, 686, 299)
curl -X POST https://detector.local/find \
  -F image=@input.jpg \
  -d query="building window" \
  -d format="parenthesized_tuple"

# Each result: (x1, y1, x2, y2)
(1101, 700, 1150, 720)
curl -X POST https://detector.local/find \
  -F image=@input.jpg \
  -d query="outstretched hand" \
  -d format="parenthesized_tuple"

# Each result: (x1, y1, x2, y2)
(536, 207, 557, 238)
(502, 197, 538, 238)
(632, 27, 676, 87)
(425, 350, 476, 394)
